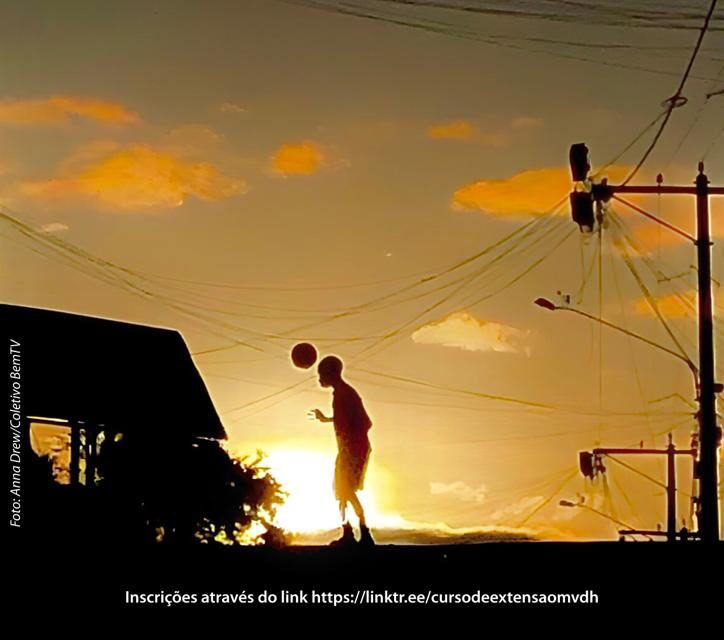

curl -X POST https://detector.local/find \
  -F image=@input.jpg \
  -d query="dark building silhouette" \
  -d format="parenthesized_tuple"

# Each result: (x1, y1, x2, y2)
(3, 303, 224, 440)
(3, 303, 229, 545)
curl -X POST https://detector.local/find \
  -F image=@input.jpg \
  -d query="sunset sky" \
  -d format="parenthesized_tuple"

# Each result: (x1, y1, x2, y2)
(1, 0, 723, 540)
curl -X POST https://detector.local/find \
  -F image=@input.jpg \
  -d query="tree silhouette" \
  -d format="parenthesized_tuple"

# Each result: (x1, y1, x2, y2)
(154, 440, 289, 546)
(28, 434, 289, 547)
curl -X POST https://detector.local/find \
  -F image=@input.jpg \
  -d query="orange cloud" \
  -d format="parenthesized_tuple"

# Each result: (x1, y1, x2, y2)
(427, 119, 505, 146)
(610, 164, 724, 250)
(0, 96, 138, 126)
(619, 200, 723, 253)
(452, 165, 630, 217)
(412, 311, 531, 354)
(627, 220, 689, 252)
(22, 143, 246, 209)
(633, 290, 696, 319)
(634, 290, 720, 318)
(427, 120, 478, 140)
(271, 141, 326, 176)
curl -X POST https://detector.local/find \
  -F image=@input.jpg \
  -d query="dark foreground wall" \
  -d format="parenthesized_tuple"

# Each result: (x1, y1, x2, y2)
(6, 539, 722, 617)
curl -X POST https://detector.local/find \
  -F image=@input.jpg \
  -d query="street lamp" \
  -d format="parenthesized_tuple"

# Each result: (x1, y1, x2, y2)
(533, 297, 699, 391)
(559, 499, 653, 541)
(541, 296, 702, 541)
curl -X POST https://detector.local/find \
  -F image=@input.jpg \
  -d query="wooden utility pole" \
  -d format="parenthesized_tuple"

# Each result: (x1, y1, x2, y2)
(570, 153, 723, 542)
(583, 437, 697, 541)
(694, 168, 720, 543)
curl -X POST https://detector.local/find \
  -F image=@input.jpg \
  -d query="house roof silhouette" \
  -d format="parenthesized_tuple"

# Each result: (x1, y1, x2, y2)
(2, 304, 226, 440)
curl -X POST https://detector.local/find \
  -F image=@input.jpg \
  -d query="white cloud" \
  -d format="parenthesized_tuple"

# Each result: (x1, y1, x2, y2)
(412, 311, 531, 355)
(430, 481, 487, 504)
(39, 222, 69, 233)
(489, 495, 545, 522)
(220, 102, 247, 114)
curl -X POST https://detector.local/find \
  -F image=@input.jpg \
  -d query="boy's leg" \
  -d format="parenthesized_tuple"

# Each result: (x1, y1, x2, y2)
(351, 492, 374, 546)
(331, 497, 356, 547)
(339, 498, 349, 524)
(348, 493, 366, 527)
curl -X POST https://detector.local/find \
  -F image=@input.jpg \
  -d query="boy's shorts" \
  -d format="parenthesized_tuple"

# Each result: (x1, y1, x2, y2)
(333, 438, 371, 501)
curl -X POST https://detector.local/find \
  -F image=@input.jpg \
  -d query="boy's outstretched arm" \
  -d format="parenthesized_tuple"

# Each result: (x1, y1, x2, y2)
(308, 408, 333, 423)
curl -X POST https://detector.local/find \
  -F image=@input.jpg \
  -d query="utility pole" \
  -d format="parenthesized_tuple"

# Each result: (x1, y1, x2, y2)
(568, 148, 723, 542)
(694, 167, 719, 543)
(577, 435, 697, 541)
(666, 434, 677, 543)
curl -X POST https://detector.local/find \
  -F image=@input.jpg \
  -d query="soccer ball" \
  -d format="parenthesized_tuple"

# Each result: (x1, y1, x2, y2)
(291, 342, 318, 369)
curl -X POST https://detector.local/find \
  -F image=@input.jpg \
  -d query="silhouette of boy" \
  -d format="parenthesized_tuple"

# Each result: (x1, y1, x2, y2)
(309, 355, 374, 547)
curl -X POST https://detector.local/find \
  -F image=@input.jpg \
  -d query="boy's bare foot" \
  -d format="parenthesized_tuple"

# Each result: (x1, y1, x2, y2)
(330, 523, 356, 548)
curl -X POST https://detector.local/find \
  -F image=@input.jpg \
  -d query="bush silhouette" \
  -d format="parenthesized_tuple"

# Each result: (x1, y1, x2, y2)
(27, 434, 288, 547)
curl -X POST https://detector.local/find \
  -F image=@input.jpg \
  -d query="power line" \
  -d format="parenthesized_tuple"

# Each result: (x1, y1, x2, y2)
(287, 1, 723, 81)
(192, 209, 561, 357)
(516, 469, 579, 527)
(352, 219, 573, 361)
(608, 211, 696, 366)
(663, 61, 724, 170)
(622, 0, 719, 185)
(354, 367, 691, 419)
(131, 264, 450, 292)
(1, 202, 563, 361)
(356, 368, 556, 409)
(608, 231, 657, 446)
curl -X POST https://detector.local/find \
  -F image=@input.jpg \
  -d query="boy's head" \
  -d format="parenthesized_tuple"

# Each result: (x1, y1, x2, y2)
(318, 355, 343, 388)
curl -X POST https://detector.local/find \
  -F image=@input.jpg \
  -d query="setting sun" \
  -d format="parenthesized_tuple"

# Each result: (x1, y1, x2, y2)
(264, 448, 399, 534)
